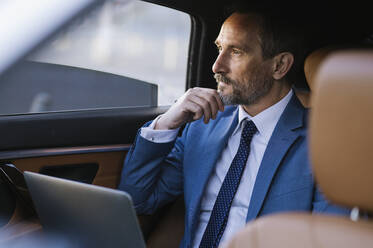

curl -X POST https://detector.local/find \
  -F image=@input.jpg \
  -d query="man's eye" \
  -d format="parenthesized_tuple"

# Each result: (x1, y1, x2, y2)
(232, 49, 242, 55)
(216, 46, 222, 53)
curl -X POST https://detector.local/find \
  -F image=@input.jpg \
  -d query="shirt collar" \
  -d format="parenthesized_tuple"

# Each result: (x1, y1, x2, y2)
(233, 89, 294, 142)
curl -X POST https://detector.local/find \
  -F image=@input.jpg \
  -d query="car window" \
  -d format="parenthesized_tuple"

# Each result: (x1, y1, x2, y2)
(0, 0, 190, 115)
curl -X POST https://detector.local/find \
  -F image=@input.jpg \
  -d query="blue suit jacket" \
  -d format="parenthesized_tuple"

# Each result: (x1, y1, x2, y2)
(119, 95, 348, 247)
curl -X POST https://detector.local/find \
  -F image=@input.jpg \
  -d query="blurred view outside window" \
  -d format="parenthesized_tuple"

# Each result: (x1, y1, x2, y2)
(23, 0, 190, 111)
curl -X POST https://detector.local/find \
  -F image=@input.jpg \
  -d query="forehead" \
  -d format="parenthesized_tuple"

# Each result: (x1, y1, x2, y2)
(216, 13, 262, 49)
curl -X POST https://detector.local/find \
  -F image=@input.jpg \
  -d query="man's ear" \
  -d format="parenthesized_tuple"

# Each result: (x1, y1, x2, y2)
(272, 52, 294, 80)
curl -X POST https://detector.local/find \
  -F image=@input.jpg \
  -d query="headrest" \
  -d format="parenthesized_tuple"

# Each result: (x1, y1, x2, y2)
(304, 47, 337, 91)
(298, 46, 338, 108)
(310, 50, 373, 212)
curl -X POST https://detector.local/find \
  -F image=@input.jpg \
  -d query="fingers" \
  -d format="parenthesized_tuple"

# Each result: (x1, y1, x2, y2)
(188, 95, 212, 123)
(213, 92, 225, 112)
(184, 87, 224, 124)
(183, 100, 204, 121)
(157, 87, 224, 129)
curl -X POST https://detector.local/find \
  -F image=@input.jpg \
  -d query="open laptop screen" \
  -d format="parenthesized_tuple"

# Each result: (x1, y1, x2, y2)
(24, 171, 146, 248)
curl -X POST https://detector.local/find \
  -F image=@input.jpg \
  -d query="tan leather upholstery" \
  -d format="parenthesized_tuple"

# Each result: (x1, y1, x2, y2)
(224, 49, 373, 248)
(298, 46, 339, 108)
(310, 50, 373, 211)
(304, 46, 337, 91)
(294, 46, 337, 108)
(224, 213, 373, 248)
(13, 150, 127, 189)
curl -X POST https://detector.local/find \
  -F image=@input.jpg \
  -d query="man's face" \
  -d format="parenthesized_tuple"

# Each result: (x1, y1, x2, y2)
(213, 13, 274, 106)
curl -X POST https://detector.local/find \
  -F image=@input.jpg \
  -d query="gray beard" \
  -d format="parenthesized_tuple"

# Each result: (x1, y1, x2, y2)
(218, 91, 235, 106)
(216, 74, 274, 106)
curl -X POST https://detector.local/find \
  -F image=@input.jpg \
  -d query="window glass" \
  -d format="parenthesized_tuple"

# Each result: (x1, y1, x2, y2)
(0, 0, 190, 114)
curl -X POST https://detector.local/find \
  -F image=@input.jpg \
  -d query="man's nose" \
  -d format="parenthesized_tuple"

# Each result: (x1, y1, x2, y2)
(212, 52, 229, 74)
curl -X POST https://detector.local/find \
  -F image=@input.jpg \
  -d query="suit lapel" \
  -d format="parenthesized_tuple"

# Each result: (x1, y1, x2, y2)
(246, 95, 306, 222)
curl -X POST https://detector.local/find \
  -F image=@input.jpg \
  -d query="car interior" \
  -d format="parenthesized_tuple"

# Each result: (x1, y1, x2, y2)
(0, 0, 372, 247)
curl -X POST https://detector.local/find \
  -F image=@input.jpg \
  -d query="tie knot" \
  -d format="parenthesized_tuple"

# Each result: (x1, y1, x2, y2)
(242, 120, 257, 144)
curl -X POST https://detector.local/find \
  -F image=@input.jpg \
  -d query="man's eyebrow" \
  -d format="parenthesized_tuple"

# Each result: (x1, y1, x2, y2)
(228, 44, 250, 52)
(214, 40, 250, 52)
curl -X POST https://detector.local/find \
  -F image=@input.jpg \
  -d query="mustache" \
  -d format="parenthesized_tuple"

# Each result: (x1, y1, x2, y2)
(214, 74, 233, 84)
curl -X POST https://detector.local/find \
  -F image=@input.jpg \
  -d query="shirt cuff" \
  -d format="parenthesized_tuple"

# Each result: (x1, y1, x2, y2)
(140, 115, 180, 143)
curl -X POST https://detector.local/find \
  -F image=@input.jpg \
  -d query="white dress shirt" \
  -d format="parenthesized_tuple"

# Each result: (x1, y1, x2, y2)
(140, 89, 293, 247)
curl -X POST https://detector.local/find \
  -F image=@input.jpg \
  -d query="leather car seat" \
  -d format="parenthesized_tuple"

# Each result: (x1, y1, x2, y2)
(303, 46, 336, 90)
(223, 49, 373, 248)
(295, 46, 337, 108)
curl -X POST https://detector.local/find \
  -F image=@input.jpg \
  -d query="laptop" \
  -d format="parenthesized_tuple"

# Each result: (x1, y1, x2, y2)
(24, 171, 146, 248)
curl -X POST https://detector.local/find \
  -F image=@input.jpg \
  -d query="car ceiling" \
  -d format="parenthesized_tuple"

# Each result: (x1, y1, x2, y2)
(144, 0, 372, 44)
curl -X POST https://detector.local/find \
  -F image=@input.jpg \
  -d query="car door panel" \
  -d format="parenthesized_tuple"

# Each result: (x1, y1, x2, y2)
(9, 146, 129, 188)
(0, 107, 167, 240)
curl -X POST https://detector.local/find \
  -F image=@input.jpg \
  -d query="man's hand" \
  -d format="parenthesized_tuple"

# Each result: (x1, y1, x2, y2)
(155, 87, 224, 130)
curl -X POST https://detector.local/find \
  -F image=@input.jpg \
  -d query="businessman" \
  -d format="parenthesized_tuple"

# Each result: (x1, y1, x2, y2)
(119, 7, 347, 248)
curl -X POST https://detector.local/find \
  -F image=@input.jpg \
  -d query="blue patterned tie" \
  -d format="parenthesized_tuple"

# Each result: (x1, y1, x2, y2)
(199, 120, 257, 248)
